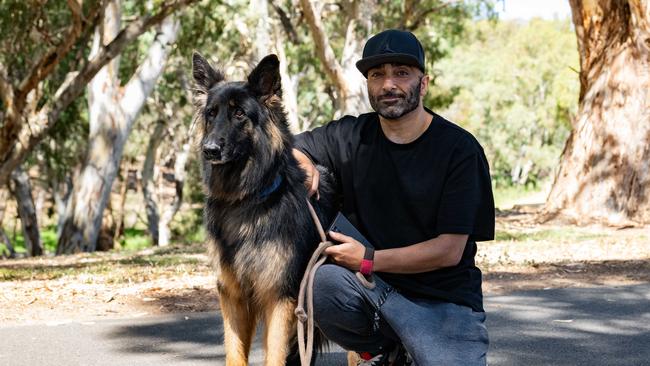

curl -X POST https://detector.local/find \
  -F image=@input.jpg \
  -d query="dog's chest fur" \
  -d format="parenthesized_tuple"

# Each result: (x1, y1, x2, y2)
(205, 186, 320, 299)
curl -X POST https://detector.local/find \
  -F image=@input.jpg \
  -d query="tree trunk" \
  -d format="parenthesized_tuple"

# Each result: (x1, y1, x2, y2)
(142, 121, 166, 246)
(10, 167, 43, 256)
(544, 0, 650, 224)
(57, 3, 180, 254)
(0, 187, 16, 258)
(53, 174, 73, 240)
(299, 0, 371, 117)
(272, 22, 303, 132)
(113, 162, 129, 246)
(158, 142, 189, 247)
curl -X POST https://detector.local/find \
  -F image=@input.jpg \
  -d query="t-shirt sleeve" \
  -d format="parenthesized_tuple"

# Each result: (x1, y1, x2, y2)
(436, 136, 495, 241)
(293, 117, 352, 175)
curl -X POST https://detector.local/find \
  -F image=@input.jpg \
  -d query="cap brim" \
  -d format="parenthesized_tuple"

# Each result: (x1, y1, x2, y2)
(355, 54, 424, 76)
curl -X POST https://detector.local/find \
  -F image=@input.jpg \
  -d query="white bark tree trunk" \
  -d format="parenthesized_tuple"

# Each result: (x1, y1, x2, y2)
(158, 142, 189, 247)
(57, 1, 180, 254)
(273, 23, 303, 132)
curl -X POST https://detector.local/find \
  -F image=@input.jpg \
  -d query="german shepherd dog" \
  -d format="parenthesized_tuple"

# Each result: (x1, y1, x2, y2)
(191, 53, 335, 365)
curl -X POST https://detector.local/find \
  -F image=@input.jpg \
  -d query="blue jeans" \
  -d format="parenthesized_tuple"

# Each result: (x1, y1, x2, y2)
(313, 264, 489, 366)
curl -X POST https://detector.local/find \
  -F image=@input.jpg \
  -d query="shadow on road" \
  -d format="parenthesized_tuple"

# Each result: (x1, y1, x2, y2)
(103, 284, 650, 366)
(487, 283, 650, 366)
(106, 312, 231, 363)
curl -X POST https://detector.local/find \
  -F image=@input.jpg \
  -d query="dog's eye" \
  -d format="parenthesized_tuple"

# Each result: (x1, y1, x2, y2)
(207, 108, 218, 118)
(233, 108, 245, 118)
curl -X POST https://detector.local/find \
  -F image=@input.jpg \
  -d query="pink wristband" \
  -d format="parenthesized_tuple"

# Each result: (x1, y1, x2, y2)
(360, 259, 374, 276)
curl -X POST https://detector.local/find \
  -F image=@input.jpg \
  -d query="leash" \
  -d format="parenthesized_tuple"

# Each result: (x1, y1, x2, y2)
(295, 198, 375, 366)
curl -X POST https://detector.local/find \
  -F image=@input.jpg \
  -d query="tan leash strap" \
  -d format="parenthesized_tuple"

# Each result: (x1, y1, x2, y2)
(296, 199, 375, 366)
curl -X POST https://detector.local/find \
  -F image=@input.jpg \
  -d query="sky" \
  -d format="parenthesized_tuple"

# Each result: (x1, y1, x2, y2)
(496, 0, 572, 20)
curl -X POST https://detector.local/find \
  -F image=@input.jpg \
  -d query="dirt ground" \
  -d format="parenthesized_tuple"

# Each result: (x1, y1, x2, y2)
(1, 211, 649, 325)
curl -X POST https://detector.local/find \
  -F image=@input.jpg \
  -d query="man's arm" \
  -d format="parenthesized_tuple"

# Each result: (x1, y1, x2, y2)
(292, 149, 320, 197)
(326, 231, 468, 274)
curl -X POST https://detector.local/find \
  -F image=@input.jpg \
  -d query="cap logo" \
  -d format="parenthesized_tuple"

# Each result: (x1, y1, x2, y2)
(381, 43, 394, 54)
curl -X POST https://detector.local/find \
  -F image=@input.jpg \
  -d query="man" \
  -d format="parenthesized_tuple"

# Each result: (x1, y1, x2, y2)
(293, 29, 494, 366)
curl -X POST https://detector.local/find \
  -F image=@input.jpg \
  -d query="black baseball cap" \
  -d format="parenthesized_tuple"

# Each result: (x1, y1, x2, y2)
(356, 29, 425, 77)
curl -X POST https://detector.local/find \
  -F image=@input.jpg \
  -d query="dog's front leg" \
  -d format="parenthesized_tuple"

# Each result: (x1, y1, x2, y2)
(263, 298, 297, 365)
(219, 282, 257, 366)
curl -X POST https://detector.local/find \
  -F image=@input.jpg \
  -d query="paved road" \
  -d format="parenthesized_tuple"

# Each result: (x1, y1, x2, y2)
(1, 284, 648, 365)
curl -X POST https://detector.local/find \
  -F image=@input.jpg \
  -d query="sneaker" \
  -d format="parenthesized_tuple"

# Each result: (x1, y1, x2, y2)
(349, 344, 412, 366)
(350, 351, 391, 366)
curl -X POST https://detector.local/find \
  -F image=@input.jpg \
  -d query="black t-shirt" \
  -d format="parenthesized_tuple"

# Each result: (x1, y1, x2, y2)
(295, 109, 495, 312)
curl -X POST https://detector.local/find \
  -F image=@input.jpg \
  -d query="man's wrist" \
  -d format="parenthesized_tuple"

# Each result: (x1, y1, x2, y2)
(360, 247, 375, 275)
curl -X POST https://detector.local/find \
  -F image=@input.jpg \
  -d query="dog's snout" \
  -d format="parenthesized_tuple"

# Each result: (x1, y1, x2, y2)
(203, 142, 222, 160)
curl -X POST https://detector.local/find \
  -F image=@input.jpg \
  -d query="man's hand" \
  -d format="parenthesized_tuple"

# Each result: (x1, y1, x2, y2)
(292, 149, 320, 198)
(325, 231, 366, 270)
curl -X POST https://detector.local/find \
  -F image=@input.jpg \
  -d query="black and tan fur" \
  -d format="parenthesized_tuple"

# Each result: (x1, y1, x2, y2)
(191, 53, 335, 365)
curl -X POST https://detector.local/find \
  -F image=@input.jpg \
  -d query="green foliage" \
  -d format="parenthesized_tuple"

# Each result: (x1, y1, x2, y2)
(1, 225, 58, 255)
(493, 182, 544, 209)
(170, 198, 205, 244)
(436, 18, 579, 187)
(119, 228, 152, 251)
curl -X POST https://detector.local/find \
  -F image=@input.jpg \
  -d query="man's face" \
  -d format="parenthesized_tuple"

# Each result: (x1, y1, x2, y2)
(366, 63, 425, 120)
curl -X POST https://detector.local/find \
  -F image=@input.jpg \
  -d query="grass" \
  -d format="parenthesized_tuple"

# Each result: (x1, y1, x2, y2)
(493, 182, 548, 210)
(495, 227, 605, 243)
(119, 228, 151, 251)
(1, 226, 174, 255)
(0, 243, 208, 283)
(1, 225, 58, 255)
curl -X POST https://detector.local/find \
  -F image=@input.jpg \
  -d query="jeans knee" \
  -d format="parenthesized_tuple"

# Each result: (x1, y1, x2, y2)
(312, 264, 360, 316)
(314, 264, 347, 293)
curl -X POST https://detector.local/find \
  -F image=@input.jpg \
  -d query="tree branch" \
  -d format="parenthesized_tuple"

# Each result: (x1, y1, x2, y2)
(340, 0, 360, 63)
(404, 2, 454, 31)
(0, 0, 197, 187)
(15, 0, 88, 106)
(49, 0, 196, 130)
(120, 15, 180, 121)
(0, 62, 14, 117)
(270, 1, 299, 44)
(299, 0, 349, 99)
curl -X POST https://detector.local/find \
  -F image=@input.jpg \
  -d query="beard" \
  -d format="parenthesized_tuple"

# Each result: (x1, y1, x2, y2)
(368, 77, 422, 120)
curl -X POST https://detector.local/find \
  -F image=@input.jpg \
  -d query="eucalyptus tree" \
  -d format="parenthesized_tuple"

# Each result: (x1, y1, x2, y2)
(0, 0, 197, 254)
(544, 0, 650, 225)
(0, 0, 196, 188)
(57, 0, 189, 254)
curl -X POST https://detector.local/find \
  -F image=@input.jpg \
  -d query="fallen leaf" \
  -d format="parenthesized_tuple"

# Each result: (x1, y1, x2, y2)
(553, 319, 574, 323)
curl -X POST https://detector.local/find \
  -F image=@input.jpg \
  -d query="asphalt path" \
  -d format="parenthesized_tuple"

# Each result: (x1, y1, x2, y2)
(1, 283, 648, 365)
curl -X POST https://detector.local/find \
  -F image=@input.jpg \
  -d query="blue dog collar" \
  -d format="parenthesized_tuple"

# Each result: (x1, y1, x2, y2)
(258, 174, 283, 199)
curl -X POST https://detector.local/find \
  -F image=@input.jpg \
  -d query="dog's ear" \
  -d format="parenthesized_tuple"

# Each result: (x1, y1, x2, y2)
(192, 52, 223, 92)
(247, 54, 281, 99)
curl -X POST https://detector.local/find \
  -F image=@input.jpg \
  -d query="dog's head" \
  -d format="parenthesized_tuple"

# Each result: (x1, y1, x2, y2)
(191, 53, 287, 166)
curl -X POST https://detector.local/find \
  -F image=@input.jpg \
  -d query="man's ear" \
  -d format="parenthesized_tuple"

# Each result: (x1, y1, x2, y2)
(247, 54, 281, 99)
(192, 52, 224, 92)
(419, 74, 430, 98)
